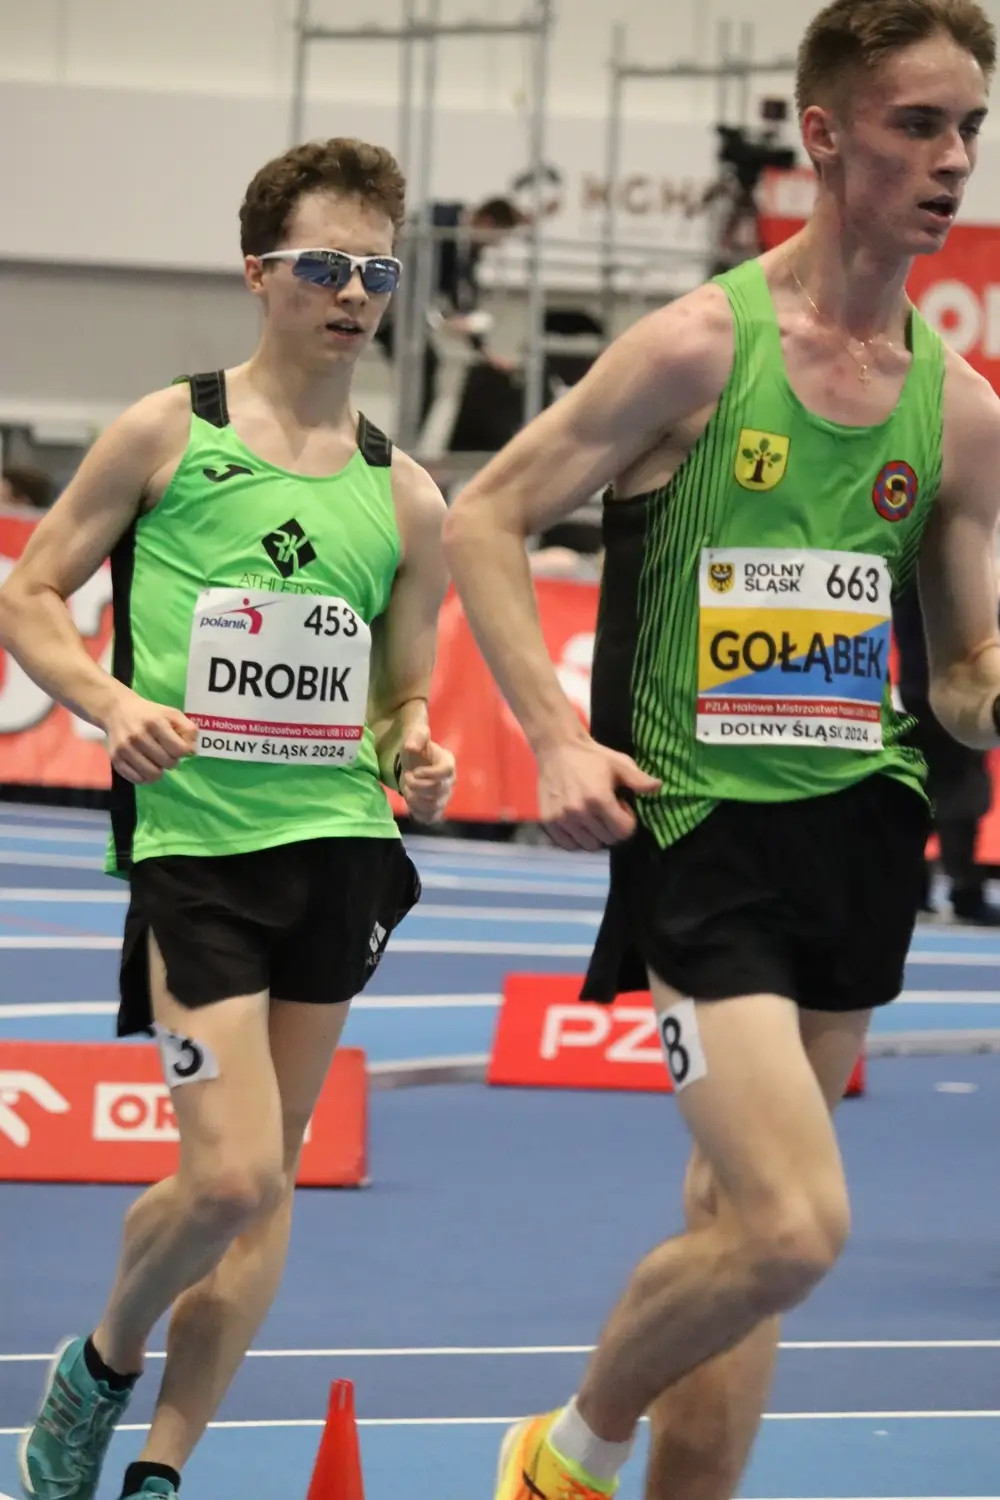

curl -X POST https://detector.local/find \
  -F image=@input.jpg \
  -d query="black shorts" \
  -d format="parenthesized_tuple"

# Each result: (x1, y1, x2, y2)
(581, 774, 931, 1014)
(118, 837, 421, 1035)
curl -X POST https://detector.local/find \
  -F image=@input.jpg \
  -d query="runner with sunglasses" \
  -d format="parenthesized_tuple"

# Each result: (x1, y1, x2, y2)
(1, 137, 455, 1500)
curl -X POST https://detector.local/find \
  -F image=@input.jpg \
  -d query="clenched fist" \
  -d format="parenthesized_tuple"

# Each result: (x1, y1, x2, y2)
(396, 724, 456, 825)
(103, 690, 198, 784)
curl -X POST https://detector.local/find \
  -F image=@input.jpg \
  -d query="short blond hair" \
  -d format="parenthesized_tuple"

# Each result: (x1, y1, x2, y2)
(796, 0, 996, 117)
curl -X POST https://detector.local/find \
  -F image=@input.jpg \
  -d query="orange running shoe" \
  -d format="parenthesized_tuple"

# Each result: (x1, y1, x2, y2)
(495, 1412, 618, 1499)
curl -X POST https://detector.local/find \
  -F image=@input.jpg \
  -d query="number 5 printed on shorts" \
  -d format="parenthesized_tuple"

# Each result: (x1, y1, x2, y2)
(658, 998, 708, 1092)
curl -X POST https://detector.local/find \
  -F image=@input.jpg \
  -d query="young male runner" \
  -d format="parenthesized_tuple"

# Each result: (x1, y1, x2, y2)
(1, 137, 455, 1500)
(443, 3, 999, 1497)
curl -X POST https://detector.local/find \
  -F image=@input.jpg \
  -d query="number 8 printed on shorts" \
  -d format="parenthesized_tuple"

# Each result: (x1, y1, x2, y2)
(658, 998, 708, 1092)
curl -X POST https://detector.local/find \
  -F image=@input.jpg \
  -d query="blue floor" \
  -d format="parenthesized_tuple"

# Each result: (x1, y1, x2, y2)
(1, 808, 999, 1498)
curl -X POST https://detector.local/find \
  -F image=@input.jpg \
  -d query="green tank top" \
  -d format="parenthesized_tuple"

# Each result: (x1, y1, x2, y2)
(591, 258, 945, 849)
(106, 370, 401, 875)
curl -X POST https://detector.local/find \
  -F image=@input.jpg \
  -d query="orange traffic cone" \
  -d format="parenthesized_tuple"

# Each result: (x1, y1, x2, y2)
(307, 1379, 365, 1500)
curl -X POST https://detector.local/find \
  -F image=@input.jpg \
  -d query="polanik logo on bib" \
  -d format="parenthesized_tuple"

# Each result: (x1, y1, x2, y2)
(872, 461, 918, 522)
(199, 597, 276, 636)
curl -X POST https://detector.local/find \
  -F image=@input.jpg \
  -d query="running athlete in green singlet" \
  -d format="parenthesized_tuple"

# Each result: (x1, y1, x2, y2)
(106, 380, 404, 871)
(594, 254, 941, 847)
(0, 138, 455, 1500)
(443, 4, 1000, 1500)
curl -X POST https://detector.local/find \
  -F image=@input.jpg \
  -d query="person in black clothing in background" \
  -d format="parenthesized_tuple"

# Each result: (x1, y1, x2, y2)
(374, 195, 525, 428)
(894, 580, 1000, 923)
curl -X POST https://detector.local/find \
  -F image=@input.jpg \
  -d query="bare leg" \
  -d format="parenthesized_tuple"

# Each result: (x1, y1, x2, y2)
(642, 1005, 869, 1500)
(93, 948, 282, 1376)
(642, 1151, 781, 1500)
(575, 990, 855, 1444)
(135, 997, 351, 1470)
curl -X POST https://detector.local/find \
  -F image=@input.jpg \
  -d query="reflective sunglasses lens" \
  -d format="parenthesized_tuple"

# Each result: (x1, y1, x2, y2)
(291, 254, 342, 286)
(362, 260, 401, 294)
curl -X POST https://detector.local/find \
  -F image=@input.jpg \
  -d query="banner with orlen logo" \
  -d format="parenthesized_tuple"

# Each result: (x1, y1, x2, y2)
(0, 1041, 368, 1186)
(488, 975, 865, 1097)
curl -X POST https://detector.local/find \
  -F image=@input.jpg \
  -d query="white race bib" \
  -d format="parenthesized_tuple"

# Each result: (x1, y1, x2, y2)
(697, 548, 891, 752)
(184, 588, 371, 765)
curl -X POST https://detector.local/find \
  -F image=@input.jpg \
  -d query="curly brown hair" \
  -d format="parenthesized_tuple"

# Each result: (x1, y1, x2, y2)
(797, 0, 996, 117)
(239, 137, 406, 256)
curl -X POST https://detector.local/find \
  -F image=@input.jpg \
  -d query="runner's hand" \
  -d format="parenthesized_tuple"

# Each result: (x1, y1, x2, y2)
(398, 724, 456, 825)
(104, 690, 198, 784)
(537, 738, 661, 851)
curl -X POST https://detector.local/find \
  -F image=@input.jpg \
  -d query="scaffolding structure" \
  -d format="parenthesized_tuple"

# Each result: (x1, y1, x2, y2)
(290, 1, 554, 453)
(601, 21, 796, 330)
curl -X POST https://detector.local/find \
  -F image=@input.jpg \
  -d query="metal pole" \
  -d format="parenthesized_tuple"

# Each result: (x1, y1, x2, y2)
(716, 17, 732, 124)
(400, 0, 440, 451)
(290, 0, 310, 145)
(601, 22, 626, 343)
(393, 0, 419, 446)
(522, 0, 554, 428)
(303, 20, 549, 39)
(693, 0, 712, 118)
(739, 21, 754, 126)
(398, 0, 417, 182)
(616, 58, 793, 80)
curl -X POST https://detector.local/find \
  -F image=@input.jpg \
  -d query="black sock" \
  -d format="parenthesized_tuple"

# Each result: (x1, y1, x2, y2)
(121, 1461, 182, 1496)
(82, 1336, 138, 1393)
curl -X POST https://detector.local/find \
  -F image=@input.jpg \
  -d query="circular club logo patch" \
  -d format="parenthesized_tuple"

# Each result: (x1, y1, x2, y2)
(873, 461, 918, 522)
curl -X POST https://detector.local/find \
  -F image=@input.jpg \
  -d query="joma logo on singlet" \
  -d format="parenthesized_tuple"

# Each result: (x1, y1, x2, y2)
(261, 519, 318, 578)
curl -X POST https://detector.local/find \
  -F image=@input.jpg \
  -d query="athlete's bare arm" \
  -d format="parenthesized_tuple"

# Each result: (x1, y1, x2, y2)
(919, 352, 1000, 750)
(368, 451, 455, 823)
(442, 284, 733, 850)
(0, 384, 197, 783)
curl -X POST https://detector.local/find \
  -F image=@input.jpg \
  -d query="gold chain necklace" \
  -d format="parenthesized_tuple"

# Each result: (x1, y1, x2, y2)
(786, 257, 895, 387)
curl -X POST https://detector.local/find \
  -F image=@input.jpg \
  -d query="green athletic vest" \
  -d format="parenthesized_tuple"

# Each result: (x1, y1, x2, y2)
(591, 258, 945, 849)
(106, 370, 401, 875)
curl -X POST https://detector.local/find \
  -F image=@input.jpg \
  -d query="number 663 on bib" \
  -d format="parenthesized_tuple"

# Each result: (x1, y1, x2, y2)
(697, 547, 892, 750)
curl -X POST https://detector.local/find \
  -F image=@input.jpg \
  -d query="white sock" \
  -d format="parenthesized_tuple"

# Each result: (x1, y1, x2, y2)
(548, 1397, 635, 1485)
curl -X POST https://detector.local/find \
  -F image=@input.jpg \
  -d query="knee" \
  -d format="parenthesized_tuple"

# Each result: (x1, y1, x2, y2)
(185, 1154, 287, 1236)
(744, 1187, 850, 1313)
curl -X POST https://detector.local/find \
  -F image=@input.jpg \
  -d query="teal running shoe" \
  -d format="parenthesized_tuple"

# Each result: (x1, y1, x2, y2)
(117, 1484, 177, 1499)
(19, 1337, 133, 1500)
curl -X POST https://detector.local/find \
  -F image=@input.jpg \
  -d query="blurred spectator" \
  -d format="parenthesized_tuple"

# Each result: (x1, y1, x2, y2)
(375, 195, 526, 428)
(893, 580, 1000, 924)
(1, 464, 55, 511)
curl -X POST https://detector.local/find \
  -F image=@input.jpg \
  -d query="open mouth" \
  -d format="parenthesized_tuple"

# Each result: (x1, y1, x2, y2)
(919, 196, 957, 220)
(325, 319, 364, 336)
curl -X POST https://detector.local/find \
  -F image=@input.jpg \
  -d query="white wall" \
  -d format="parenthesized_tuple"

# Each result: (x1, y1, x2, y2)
(7, 0, 1000, 432)
(0, 0, 864, 118)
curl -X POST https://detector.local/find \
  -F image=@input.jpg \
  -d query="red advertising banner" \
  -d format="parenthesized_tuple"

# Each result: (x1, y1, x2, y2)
(0, 515, 114, 787)
(488, 974, 866, 1097)
(396, 579, 597, 823)
(0, 1041, 368, 1186)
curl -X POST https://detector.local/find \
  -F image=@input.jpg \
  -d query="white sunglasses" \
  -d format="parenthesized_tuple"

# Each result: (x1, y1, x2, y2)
(259, 248, 402, 295)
